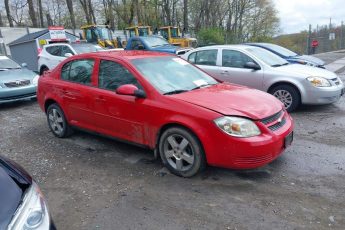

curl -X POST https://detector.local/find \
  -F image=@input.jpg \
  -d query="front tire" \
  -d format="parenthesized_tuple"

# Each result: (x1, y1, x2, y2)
(269, 85, 300, 112)
(159, 127, 206, 177)
(46, 103, 73, 138)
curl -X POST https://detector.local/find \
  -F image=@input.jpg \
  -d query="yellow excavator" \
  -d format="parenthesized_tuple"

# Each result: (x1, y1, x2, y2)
(159, 26, 197, 48)
(81, 25, 120, 48)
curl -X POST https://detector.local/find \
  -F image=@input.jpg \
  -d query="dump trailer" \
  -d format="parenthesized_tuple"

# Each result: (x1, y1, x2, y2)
(159, 26, 197, 48)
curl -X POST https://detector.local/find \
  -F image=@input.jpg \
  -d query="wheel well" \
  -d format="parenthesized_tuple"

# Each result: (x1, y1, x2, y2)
(268, 82, 301, 100)
(155, 123, 205, 157)
(44, 99, 57, 113)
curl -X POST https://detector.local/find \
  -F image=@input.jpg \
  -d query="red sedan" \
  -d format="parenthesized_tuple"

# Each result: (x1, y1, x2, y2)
(37, 51, 293, 177)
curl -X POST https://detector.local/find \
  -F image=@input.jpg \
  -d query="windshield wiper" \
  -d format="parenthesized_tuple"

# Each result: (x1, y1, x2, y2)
(271, 64, 282, 67)
(163, 89, 189, 95)
(282, 62, 289, 66)
(191, 83, 216, 91)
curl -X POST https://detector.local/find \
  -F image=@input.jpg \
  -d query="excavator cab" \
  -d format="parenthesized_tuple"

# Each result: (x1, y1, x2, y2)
(81, 25, 117, 48)
(159, 26, 197, 48)
(125, 26, 152, 38)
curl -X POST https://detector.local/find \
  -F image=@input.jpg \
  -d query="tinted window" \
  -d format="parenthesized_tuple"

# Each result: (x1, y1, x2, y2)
(61, 59, 94, 85)
(222, 50, 254, 68)
(98, 60, 141, 91)
(194, 50, 217, 66)
(46, 46, 61, 56)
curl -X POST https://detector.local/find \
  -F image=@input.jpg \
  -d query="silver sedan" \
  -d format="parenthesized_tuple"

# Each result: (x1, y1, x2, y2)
(181, 45, 344, 112)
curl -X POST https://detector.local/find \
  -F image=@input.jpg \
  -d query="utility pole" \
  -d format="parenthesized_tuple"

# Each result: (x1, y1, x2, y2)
(307, 24, 311, 54)
(341, 21, 344, 49)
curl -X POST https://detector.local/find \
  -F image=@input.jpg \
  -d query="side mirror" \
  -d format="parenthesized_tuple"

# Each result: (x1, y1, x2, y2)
(244, 62, 261, 70)
(116, 84, 146, 98)
(64, 53, 73, 58)
(21, 63, 27, 68)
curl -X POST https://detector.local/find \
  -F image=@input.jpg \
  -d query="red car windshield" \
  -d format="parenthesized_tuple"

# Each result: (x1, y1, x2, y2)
(131, 56, 217, 94)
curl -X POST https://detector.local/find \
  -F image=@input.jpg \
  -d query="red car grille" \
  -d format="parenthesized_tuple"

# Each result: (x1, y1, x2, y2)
(4, 80, 31, 88)
(261, 110, 286, 132)
(234, 154, 273, 166)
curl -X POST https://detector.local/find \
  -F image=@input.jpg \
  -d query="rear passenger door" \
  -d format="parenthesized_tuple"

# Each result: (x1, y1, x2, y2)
(92, 59, 147, 144)
(217, 49, 264, 89)
(58, 59, 97, 130)
(187, 49, 220, 78)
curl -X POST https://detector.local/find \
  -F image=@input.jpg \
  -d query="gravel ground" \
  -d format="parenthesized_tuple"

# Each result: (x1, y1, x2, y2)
(1, 74, 345, 230)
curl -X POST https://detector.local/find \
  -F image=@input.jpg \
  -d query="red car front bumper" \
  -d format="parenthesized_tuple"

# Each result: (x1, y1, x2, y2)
(204, 111, 294, 169)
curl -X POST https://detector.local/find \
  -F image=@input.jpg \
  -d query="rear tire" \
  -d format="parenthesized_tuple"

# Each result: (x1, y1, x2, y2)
(269, 84, 300, 112)
(46, 103, 73, 138)
(159, 127, 206, 177)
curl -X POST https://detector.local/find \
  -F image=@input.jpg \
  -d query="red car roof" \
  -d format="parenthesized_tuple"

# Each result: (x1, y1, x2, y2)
(78, 50, 174, 61)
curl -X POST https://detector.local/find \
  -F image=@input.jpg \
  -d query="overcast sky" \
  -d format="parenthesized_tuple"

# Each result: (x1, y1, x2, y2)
(273, 0, 345, 34)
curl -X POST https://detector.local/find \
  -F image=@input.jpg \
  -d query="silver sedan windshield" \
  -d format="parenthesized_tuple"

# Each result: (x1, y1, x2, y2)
(246, 47, 289, 67)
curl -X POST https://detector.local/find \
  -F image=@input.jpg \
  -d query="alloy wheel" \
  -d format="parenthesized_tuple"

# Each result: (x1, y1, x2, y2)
(48, 108, 64, 136)
(163, 134, 195, 172)
(273, 89, 293, 109)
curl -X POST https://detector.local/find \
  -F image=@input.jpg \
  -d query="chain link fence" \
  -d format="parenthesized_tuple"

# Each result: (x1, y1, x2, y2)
(307, 22, 345, 54)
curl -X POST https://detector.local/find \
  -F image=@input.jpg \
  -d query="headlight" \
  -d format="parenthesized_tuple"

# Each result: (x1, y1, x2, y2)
(32, 75, 39, 86)
(214, 116, 261, 137)
(306, 76, 331, 87)
(8, 182, 50, 230)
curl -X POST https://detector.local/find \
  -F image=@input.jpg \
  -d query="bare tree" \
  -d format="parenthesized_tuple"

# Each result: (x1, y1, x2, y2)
(183, 0, 188, 31)
(4, 0, 14, 27)
(28, 0, 39, 27)
(66, 0, 76, 30)
(38, 0, 44, 27)
(0, 13, 3, 27)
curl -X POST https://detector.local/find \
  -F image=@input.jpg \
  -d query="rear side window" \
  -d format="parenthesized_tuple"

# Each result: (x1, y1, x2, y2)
(193, 50, 218, 66)
(46, 46, 61, 56)
(98, 60, 142, 90)
(61, 59, 95, 85)
(60, 45, 74, 56)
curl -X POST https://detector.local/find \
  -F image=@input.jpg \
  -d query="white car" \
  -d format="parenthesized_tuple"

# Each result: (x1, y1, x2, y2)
(38, 43, 104, 75)
(181, 45, 344, 112)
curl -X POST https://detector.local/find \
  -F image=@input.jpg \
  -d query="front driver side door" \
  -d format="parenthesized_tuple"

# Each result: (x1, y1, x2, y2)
(92, 59, 147, 144)
(215, 49, 264, 90)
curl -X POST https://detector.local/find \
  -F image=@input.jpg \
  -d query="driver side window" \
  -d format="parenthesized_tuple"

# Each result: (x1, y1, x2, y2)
(98, 60, 142, 91)
(222, 50, 255, 68)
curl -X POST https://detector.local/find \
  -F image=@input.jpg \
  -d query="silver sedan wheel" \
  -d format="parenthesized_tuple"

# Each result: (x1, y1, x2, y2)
(163, 134, 195, 172)
(48, 108, 64, 136)
(273, 89, 293, 109)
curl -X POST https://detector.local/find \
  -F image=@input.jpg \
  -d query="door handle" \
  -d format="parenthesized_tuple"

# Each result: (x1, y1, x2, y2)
(221, 70, 228, 74)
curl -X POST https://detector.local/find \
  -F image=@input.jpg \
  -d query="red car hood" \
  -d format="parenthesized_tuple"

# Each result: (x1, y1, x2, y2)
(170, 83, 283, 120)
